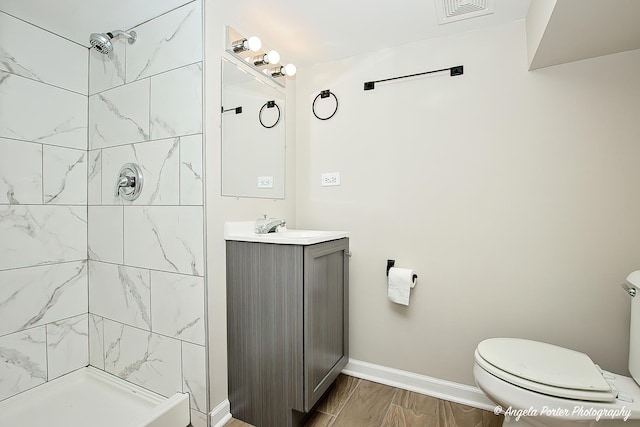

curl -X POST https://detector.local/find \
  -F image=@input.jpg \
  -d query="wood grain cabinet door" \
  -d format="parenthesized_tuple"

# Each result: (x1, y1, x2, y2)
(303, 238, 349, 411)
(227, 241, 304, 426)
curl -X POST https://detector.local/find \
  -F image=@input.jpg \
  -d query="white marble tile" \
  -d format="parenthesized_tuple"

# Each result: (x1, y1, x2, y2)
(101, 138, 180, 206)
(126, 1, 202, 82)
(0, 137, 42, 204)
(151, 271, 204, 345)
(88, 150, 102, 205)
(0, 206, 87, 270)
(180, 134, 203, 205)
(0, 71, 87, 150)
(89, 261, 151, 330)
(190, 410, 208, 427)
(43, 146, 87, 205)
(182, 342, 206, 413)
(89, 38, 126, 95)
(124, 206, 203, 276)
(0, 12, 87, 95)
(88, 206, 123, 263)
(0, 261, 87, 337)
(89, 314, 104, 370)
(46, 314, 88, 380)
(150, 63, 202, 139)
(103, 319, 182, 397)
(0, 327, 47, 401)
(89, 78, 150, 149)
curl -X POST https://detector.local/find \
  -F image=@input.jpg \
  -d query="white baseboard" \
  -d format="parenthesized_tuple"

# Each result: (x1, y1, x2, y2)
(210, 399, 232, 427)
(342, 359, 495, 411)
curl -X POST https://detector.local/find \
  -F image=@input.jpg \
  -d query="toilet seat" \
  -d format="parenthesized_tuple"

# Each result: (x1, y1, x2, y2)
(475, 338, 616, 402)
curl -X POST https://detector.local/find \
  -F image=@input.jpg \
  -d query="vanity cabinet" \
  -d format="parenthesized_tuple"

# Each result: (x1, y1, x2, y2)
(226, 238, 349, 427)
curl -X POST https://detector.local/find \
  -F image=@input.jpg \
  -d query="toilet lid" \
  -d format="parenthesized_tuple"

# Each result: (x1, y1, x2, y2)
(476, 338, 616, 402)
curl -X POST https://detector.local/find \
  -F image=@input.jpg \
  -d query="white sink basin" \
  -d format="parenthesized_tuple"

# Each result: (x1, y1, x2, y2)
(273, 230, 334, 239)
(224, 222, 349, 245)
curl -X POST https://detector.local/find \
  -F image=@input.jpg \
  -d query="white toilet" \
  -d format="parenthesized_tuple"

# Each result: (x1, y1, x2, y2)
(474, 271, 640, 427)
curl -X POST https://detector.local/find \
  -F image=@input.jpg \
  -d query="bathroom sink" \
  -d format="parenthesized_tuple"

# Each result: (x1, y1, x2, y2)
(273, 230, 334, 238)
(224, 222, 349, 245)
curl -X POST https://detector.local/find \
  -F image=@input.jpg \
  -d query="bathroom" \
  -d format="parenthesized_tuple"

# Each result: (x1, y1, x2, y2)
(1, 0, 640, 426)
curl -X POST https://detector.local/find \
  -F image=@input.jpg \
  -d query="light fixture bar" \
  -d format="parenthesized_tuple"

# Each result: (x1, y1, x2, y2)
(231, 36, 262, 53)
(267, 66, 284, 77)
(226, 26, 294, 87)
(231, 39, 247, 53)
(268, 64, 297, 78)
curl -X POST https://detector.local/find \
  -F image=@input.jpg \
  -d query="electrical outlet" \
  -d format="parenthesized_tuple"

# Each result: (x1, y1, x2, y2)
(257, 176, 274, 189)
(321, 172, 341, 187)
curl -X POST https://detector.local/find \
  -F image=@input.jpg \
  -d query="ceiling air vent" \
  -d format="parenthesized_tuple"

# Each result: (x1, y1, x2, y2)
(435, 0, 495, 24)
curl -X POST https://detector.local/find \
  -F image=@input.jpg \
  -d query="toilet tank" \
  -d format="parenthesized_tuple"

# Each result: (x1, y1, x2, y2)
(630, 286, 640, 384)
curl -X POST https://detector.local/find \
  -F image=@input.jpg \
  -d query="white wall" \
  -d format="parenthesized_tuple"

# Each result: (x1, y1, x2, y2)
(525, 0, 556, 67)
(295, 20, 640, 386)
(204, 1, 298, 408)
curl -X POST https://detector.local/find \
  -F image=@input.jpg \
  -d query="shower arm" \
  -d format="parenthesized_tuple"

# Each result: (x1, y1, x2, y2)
(110, 30, 137, 44)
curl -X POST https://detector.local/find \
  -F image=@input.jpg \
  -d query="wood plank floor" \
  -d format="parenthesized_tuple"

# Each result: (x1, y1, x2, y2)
(225, 374, 503, 427)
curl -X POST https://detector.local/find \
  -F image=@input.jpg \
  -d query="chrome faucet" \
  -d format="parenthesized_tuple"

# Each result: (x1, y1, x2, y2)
(255, 216, 286, 234)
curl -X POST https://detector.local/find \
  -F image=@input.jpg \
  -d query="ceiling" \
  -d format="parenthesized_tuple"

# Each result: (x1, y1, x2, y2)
(0, 0, 531, 64)
(3, 0, 637, 69)
(528, 0, 640, 70)
(0, 0, 191, 47)
(221, 0, 531, 65)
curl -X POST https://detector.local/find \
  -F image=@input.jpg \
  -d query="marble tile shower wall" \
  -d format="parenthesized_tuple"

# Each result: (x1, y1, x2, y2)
(0, 11, 89, 402)
(86, 0, 207, 422)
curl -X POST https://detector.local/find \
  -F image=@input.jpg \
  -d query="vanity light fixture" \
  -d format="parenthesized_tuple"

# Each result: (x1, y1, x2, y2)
(231, 35, 262, 53)
(226, 26, 295, 87)
(248, 50, 281, 67)
(268, 63, 297, 78)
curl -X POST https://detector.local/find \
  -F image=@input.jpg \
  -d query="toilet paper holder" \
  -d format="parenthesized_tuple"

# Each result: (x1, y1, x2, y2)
(386, 259, 418, 282)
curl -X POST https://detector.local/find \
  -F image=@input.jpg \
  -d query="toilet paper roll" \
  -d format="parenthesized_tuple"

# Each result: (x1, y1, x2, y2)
(387, 267, 416, 306)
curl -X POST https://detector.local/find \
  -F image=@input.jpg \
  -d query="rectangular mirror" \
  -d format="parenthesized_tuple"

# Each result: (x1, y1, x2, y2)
(221, 58, 285, 199)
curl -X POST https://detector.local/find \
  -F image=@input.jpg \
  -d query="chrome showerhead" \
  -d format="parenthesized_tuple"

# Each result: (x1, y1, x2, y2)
(90, 33, 112, 54)
(89, 30, 137, 55)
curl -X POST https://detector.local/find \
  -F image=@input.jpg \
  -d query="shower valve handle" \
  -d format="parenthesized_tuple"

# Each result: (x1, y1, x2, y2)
(115, 176, 135, 195)
(115, 163, 144, 201)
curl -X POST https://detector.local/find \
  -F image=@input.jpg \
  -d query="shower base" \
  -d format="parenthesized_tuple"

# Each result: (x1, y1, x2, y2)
(0, 367, 190, 427)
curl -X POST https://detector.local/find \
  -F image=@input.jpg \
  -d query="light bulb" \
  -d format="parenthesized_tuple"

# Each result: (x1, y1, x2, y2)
(266, 50, 280, 65)
(247, 36, 261, 52)
(284, 63, 296, 77)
